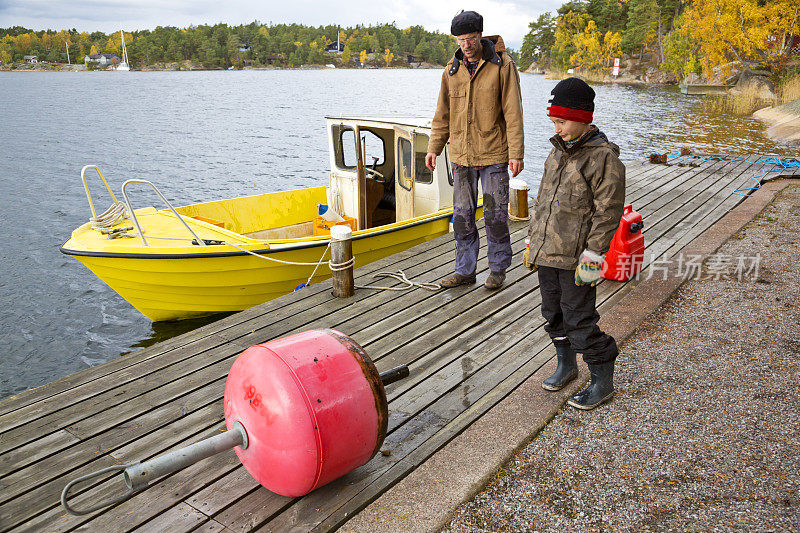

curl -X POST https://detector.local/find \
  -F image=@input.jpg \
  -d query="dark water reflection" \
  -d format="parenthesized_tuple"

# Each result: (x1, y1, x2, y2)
(0, 70, 794, 399)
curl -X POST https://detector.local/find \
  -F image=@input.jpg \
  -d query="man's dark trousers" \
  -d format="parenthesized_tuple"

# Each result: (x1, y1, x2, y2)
(537, 266, 618, 364)
(452, 163, 512, 276)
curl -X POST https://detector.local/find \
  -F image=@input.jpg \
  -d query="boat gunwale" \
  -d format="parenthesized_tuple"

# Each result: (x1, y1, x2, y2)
(59, 209, 456, 260)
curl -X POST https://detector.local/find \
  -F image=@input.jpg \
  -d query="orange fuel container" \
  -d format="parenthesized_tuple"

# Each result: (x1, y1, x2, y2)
(602, 204, 644, 281)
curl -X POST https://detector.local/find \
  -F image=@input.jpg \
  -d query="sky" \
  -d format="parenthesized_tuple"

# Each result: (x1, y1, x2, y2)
(0, 1, 564, 49)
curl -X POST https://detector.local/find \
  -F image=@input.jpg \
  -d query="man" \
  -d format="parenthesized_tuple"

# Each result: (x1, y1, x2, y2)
(426, 10, 524, 290)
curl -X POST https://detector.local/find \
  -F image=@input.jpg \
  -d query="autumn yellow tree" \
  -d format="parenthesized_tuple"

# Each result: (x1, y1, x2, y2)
(384, 48, 394, 66)
(571, 21, 622, 70)
(342, 43, 352, 64)
(0, 36, 13, 64)
(359, 49, 367, 66)
(571, 20, 604, 68)
(677, 0, 800, 75)
(552, 10, 590, 68)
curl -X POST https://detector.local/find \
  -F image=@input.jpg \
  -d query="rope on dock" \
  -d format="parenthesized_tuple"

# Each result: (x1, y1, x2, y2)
(356, 270, 442, 292)
(649, 154, 800, 197)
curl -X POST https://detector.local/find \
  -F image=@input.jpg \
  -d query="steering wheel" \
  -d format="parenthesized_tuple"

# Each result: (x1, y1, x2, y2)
(364, 167, 386, 183)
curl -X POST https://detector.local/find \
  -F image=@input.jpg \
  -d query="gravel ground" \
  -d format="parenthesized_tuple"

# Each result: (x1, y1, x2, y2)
(443, 184, 800, 532)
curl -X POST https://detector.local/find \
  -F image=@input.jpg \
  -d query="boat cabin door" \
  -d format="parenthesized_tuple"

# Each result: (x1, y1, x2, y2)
(394, 127, 415, 222)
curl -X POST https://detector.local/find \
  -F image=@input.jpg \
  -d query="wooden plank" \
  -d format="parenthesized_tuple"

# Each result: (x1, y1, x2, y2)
(0, 388, 226, 522)
(185, 466, 261, 519)
(642, 157, 759, 262)
(9, 419, 231, 533)
(128, 503, 208, 533)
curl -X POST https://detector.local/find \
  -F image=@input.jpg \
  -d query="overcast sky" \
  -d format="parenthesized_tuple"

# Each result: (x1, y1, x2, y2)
(0, 1, 563, 49)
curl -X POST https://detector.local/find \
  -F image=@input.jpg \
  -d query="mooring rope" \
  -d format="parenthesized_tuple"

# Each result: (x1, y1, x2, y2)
(90, 202, 129, 230)
(356, 270, 442, 291)
(649, 154, 800, 197)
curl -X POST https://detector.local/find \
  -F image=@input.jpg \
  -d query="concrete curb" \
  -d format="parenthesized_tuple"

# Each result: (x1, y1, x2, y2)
(341, 178, 795, 533)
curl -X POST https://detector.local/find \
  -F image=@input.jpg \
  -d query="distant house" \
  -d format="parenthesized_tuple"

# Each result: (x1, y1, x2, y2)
(83, 53, 120, 66)
(23, 55, 38, 63)
(237, 45, 251, 52)
(324, 42, 345, 53)
(264, 53, 286, 64)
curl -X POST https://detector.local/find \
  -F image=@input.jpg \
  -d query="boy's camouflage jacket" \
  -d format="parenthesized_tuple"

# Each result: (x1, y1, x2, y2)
(527, 126, 626, 270)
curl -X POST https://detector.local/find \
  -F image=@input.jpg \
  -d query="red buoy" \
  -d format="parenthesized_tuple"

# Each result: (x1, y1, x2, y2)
(602, 204, 644, 281)
(62, 329, 408, 516)
(223, 329, 388, 497)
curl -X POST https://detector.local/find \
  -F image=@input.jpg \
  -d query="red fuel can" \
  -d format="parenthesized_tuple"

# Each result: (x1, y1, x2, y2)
(224, 329, 388, 497)
(602, 204, 644, 281)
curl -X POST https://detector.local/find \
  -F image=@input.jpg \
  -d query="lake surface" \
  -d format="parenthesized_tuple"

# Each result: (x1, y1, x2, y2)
(0, 69, 795, 399)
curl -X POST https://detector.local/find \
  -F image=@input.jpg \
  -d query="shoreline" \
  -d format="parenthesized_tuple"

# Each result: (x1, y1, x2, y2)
(753, 98, 800, 145)
(0, 63, 443, 72)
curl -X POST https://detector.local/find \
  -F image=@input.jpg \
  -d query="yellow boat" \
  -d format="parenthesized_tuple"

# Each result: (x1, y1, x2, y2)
(61, 115, 481, 322)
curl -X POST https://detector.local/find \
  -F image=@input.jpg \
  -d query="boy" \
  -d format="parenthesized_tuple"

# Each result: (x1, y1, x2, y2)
(523, 78, 625, 410)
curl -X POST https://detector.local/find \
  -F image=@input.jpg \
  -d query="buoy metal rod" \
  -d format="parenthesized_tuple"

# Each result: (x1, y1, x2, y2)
(379, 365, 409, 386)
(60, 422, 248, 516)
(125, 422, 248, 491)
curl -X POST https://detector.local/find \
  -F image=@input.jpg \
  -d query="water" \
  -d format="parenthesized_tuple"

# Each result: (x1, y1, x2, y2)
(0, 70, 794, 400)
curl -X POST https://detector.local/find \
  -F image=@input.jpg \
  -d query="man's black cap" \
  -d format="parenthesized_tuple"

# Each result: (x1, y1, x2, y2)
(451, 10, 483, 36)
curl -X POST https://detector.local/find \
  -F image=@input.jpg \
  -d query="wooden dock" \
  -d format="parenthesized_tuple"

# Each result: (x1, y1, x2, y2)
(1, 155, 797, 532)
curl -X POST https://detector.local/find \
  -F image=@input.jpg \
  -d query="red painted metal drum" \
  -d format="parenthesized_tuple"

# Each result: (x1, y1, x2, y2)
(223, 329, 388, 497)
(603, 203, 645, 281)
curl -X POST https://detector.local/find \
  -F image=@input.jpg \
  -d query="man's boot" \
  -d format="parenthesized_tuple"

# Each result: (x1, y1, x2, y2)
(542, 343, 578, 391)
(567, 360, 615, 410)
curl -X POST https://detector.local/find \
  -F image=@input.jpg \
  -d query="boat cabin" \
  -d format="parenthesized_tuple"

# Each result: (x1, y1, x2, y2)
(325, 115, 454, 230)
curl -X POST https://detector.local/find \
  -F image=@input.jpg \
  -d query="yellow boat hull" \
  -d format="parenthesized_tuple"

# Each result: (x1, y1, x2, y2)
(71, 217, 450, 321)
(63, 184, 486, 321)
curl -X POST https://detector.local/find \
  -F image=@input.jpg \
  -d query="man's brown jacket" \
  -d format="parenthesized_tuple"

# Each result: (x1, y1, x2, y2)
(427, 35, 524, 167)
(527, 127, 626, 270)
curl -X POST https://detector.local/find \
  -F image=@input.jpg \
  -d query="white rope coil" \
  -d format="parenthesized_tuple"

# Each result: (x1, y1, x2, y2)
(328, 257, 355, 272)
(90, 202, 129, 231)
(356, 270, 441, 292)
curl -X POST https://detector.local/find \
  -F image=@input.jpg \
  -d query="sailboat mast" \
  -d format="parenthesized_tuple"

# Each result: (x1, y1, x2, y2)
(120, 30, 128, 64)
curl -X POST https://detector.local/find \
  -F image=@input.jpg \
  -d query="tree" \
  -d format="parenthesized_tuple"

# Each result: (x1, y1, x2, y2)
(342, 43, 352, 64)
(661, 19, 698, 79)
(623, 0, 660, 58)
(359, 49, 367, 65)
(519, 12, 556, 70)
(570, 20, 622, 69)
(383, 47, 393, 66)
(552, 10, 590, 68)
(676, 0, 800, 74)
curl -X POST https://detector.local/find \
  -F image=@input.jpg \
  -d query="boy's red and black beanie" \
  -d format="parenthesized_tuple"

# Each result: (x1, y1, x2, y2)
(547, 77, 595, 123)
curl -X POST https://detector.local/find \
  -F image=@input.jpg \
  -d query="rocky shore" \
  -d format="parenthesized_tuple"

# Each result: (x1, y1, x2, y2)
(754, 98, 800, 145)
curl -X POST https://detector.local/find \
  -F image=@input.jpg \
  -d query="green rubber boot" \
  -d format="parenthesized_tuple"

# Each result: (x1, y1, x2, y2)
(567, 360, 615, 410)
(542, 343, 578, 391)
